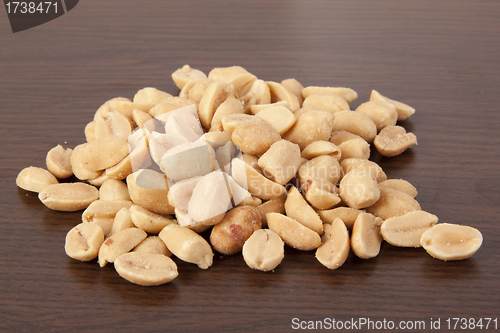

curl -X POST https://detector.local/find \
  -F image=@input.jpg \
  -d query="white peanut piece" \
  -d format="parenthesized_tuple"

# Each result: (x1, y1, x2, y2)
(420, 223, 483, 261)
(242, 229, 284, 272)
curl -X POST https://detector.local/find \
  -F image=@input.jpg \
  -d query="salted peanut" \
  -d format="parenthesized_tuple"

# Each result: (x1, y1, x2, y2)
(167, 176, 201, 211)
(148, 102, 183, 118)
(46, 145, 73, 179)
(267, 81, 300, 112)
(301, 141, 341, 160)
(133, 236, 171, 256)
(249, 100, 288, 115)
(220, 113, 262, 133)
(210, 95, 244, 130)
(298, 155, 341, 187)
(266, 213, 321, 251)
(379, 179, 417, 198)
(65, 222, 104, 261)
(210, 206, 262, 255)
(108, 208, 134, 237)
(187, 171, 231, 226)
(318, 207, 365, 230)
(133, 87, 173, 109)
(303, 178, 341, 210)
(39, 182, 98, 211)
(420, 223, 483, 261)
(226, 73, 257, 98)
(355, 100, 398, 132)
(231, 158, 286, 200)
(172, 65, 207, 89)
(351, 213, 383, 259)
(159, 224, 214, 269)
(114, 252, 178, 286)
(198, 131, 232, 145)
(208, 65, 249, 82)
(161, 141, 218, 182)
(126, 169, 175, 215)
(98, 227, 147, 267)
(340, 158, 387, 183)
(302, 86, 358, 104)
(242, 229, 284, 271)
(370, 90, 415, 121)
(381, 210, 438, 247)
(85, 121, 96, 142)
(198, 81, 235, 129)
(284, 186, 323, 234)
(80, 135, 130, 172)
(257, 140, 301, 185)
(94, 108, 133, 140)
(130, 204, 176, 234)
(105, 135, 150, 181)
(256, 195, 286, 227)
(339, 166, 380, 209)
(82, 200, 133, 236)
(330, 110, 377, 143)
(87, 173, 111, 187)
(281, 78, 304, 105)
(302, 93, 350, 115)
(330, 131, 371, 161)
(315, 218, 350, 270)
(132, 109, 154, 132)
(184, 78, 213, 104)
(255, 105, 296, 135)
(240, 79, 272, 112)
(366, 187, 421, 220)
(374, 125, 417, 157)
(232, 121, 281, 155)
(16, 166, 58, 193)
(283, 110, 335, 150)
(174, 209, 211, 233)
(237, 194, 262, 207)
(99, 179, 130, 201)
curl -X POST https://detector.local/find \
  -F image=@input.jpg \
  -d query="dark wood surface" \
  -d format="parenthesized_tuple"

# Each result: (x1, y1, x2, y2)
(1, 1, 499, 332)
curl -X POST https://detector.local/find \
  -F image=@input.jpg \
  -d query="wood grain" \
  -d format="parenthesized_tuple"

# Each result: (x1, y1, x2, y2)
(1, 0, 499, 331)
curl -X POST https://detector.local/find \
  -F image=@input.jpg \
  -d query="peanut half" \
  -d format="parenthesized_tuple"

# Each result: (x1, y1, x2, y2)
(381, 210, 438, 247)
(114, 252, 178, 286)
(242, 229, 284, 272)
(315, 218, 350, 270)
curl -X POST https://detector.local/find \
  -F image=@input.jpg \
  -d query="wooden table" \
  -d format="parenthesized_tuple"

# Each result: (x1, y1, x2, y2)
(1, 1, 499, 331)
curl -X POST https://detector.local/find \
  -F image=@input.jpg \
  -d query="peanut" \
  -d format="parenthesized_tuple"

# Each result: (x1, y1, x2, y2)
(16, 166, 58, 193)
(373, 125, 417, 157)
(39, 182, 99, 211)
(266, 212, 321, 251)
(46, 145, 73, 179)
(242, 229, 284, 271)
(98, 227, 147, 267)
(315, 218, 350, 270)
(351, 213, 383, 259)
(381, 210, 438, 247)
(257, 140, 301, 186)
(65, 222, 104, 261)
(114, 252, 178, 286)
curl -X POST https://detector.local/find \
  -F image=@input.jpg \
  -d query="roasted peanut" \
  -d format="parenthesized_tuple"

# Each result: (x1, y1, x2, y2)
(172, 65, 207, 89)
(267, 81, 301, 112)
(420, 223, 483, 261)
(355, 100, 398, 132)
(351, 213, 383, 259)
(210, 95, 244, 130)
(330, 131, 371, 161)
(159, 224, 214, 269)
(133, 87, 173, 109)
(133, 236, 172, 257)
(257, 140, 301, 185)
(302, 86, 358, 104)
(16, 166, 58, 193)
(221, 113, 263, 134)
(317, 207, 365, 231)
(266, 212, 321, 251)
(65, 222, 104, 261)
(94, 108, 133, 140)
(281, 78, 304, 105)
(340, 158, 387, 183)
(303, 178, 341, 210)
(366, 186, 421, 220)
(210, 206, 262, 255)
(82, 200, 133, 236)
(302, 93, 350, 115)
(381, 210, 438, 247)
(370, 90, 415, 121)
(255, 105, 296, 136)
(285, 186, 324, 234)
(315, 218, 350, 270)
(283, 110, 335, 150)
(108, 207, 134, 237)
(114, 252, 178, 286)
(378, 179, 417, 198)
(298, 155, 341, 187)
(126, 169, 175, 215)
(242, 228, 284, 271)
(98, 227, 147, 267)
(208, 65, 249, 82)
(46, 145, 73, 179)
(374, 125, 417, 157)
(330, 110, 377, 143)
(255, 195, 286, 227)
(339, 166, 380, 209)
(249, 100, 288, 115)
(198, 81, 235, 129)
(39, 182, 99, 211)
(232, 120, 281, 155)
(130, 204, 176, 234)
(99, 179, 131, 201)
(301, 141, 341, 160)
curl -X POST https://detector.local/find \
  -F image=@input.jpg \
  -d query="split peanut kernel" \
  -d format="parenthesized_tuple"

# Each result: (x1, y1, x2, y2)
(301, 140, 341, 160)
(98, 227, 147, 267)
(172, 65, 207, 90)
(266, 212, 321, 251)
(255, 105, 296, 135)
(351, 213, 384, 259)
(355, 100, 398, 132)
(339, 166, 380, 210)
(284, 186, 324, 235)
(242, 229, 284, 272)
(420, 223, 483, 261)
(232, 120, 281, 155)
(381, 210, 438, 247)
(257, 139, 301, 186)
(315, 218, 350, 270)
(370, 89, 415, 121)
(46, 145, 73, 179)
(82, 200, 133, 236)
(318, 207, 366, 231)
(99, 179, 131, 201)
(331, 110, 377, 143)
(16, 166, 58, 193)
(366, 186, 421, 220)
(133, 236, 172, 257)
(65, 222, 104, 261)
(114, 252, 178, 286)
(130, 204, 176, 234)
(39, 182, 99, 211)
(302, 93, 350, 115)
(374, 125, 417, 157)
(378, 179, 418, 198)
(302, 86, 358, 104)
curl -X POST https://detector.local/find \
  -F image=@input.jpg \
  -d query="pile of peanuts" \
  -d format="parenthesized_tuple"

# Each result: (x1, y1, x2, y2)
(16, 65, 483, 286)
